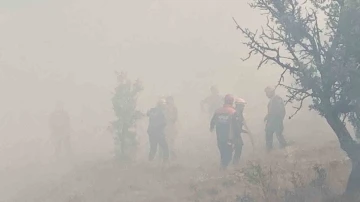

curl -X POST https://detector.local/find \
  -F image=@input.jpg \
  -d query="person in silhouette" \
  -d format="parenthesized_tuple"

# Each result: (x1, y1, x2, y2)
(147, 99, 169, 162)
(264, 86, 287, 152)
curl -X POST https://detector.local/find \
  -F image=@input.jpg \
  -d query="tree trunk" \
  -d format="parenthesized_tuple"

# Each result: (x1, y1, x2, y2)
(325, 113, 360, 198)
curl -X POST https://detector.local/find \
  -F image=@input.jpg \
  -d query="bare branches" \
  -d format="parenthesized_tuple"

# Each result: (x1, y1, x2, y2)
(312, 10, 325, 56)
(234, 0, 360, 125)
(233, 5, 315, 116)
(233, 17, 300, 73)
(233, 0, 327, 72)
(232, 16, 241, 30)
(277, 69, 287, 86)
(235, 0, 360, 167)
(278, 82, 314, 119)
(232, 0, 345, 118)
(288, 94, 309, 119)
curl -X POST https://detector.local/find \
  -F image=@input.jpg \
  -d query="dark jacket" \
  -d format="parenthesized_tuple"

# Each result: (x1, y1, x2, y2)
(210, 104, 238, 142)
(267, 95, 286, 122)
(234, 112, 245, 135)
(147, 107, 167, 134)
(233, 111, 246, 145)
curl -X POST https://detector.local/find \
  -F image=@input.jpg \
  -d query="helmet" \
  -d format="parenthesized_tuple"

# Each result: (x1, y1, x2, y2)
(235, 97, 247, 105)
(224, 94, 235, 104)
(265, 86, 276, 93)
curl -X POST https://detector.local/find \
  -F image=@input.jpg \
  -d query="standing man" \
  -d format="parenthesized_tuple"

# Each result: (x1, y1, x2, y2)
(147, 99, 169, 162)
(210, 94, 238, 170)
(201, 86, 223, 120)
(164, 96, 178, 160)
(232, 97, 254, 165)
(48, 101, 72, 159)
(264, 86, 287, 152)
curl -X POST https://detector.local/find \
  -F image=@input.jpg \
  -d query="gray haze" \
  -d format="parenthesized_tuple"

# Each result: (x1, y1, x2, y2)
(0, 0, 340, 201)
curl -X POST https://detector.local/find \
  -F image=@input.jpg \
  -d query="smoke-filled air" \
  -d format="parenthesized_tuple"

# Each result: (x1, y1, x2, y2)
(1, 0, 360, 201)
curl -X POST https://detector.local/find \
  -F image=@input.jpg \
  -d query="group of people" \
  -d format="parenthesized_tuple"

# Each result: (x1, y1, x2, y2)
(48, 84, 287, 170)
(202, 85, 287, 169)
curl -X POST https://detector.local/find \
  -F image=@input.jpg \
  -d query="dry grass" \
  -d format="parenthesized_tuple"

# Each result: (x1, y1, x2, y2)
(187, 145, 352, 202)
(6, 121, 356, 202)
(8, 145, 354, 202)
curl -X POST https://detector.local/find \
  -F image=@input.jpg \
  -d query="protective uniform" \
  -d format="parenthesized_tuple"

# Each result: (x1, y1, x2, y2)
(210, 94, 239, 169)
(147, 99, 169, 162)
(49, 104, 72, 158)
(264, 86, 287, 151)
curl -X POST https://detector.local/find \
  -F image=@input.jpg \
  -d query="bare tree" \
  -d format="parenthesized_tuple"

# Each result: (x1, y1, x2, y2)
(233, 0, 360, 196)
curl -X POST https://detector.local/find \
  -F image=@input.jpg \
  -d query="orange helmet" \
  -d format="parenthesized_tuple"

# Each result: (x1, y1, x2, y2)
(235, 97, 246, 105)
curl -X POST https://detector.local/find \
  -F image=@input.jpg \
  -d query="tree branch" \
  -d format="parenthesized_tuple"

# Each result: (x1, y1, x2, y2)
(233, 17, 301, 73)
(288, 93, 312, 120)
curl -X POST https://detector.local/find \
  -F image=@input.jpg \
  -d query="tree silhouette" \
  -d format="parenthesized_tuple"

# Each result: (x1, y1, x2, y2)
(234, 0, 360, 196)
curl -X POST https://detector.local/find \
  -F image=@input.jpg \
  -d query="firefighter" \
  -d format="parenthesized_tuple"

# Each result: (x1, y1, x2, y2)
(201, 86, 223, 120)
(48, 101, 72, 159)
(210, 94, 239, 170)
(147, 99, 169, 162)
(233, 97, 254, 165)
(164, 96, 178, 160)
(264, 86, 287, 152)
